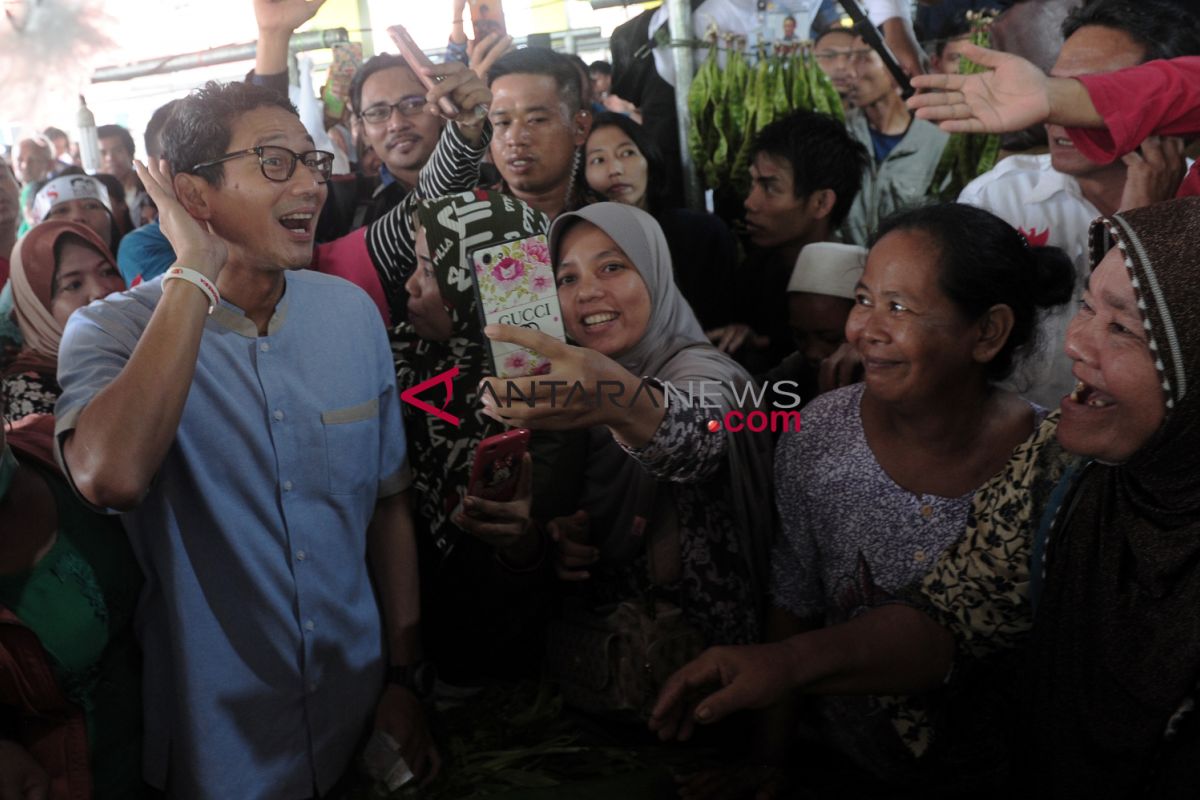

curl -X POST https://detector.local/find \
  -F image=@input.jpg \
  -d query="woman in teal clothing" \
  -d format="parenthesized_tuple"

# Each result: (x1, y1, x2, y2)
(0, 410, 143, 799)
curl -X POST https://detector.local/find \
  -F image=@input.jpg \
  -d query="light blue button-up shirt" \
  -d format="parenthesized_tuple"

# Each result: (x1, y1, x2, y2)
(55, 270, 410, 799)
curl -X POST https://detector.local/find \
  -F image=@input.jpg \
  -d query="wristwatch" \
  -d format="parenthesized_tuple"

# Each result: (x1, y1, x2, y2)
(387, 661, 437, 700)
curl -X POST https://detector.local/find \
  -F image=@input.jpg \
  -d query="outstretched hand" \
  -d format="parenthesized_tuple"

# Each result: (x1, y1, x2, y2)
(479, 325, 634, 429)
(134, 158, 227, 281)
(254, 0, 328, 33)
(648, 643, 800, 742)
(907, 43, 1051, 134)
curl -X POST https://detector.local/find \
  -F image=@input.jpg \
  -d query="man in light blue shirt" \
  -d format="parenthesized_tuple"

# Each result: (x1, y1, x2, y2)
(56, 79, 437, 798)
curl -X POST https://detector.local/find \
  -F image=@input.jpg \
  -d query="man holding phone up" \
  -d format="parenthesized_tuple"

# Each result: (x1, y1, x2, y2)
(55, 81, 438, 798)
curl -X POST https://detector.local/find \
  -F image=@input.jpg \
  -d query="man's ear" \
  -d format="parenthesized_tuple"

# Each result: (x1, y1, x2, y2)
(173, 172, 213, 220)
(572, 108, 592, 146)
(973, 303, 1016, 365)
(807, 188, 838, 221)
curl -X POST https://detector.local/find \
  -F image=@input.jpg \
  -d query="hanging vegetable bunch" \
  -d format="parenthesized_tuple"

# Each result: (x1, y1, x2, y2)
(930, 11, 1002, 200)
(688, 36, 844, 196)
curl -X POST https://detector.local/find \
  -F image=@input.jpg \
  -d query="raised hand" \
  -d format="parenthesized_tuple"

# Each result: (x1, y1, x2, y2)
(421, 60, 493, 131)
(254, 0, 328, 34)
(134, 158, 227, 281)
(1118, 136, 1187, 212)
(467, 31, 515, 82)
(907, 43, 1051, 134)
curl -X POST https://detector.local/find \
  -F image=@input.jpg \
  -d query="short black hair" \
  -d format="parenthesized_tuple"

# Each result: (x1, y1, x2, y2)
(586, 112, 671, 215)
(162, 80, 297, 187)
(934, 14, 972, 58)
(42, 127, 67, 144)
(144, 99, 181, 161)
(751, 110, 869, 229)
(488, 48, 583, 114)
(589, 60, 612, 76)
(348, 53, 412, 116)
(814, 23, 855, 45)
(96, 124, 136, 158)
(1062, 0, 1200, 62)
(872, 203, 1075, 382)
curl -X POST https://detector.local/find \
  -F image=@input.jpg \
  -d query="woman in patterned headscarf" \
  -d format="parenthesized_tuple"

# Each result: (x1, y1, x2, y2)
(4, 220, 124, 421)
(392, 189, 566, 685)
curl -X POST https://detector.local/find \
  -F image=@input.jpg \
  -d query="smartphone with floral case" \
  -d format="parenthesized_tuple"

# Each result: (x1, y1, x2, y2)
(469, 235, 565, 378)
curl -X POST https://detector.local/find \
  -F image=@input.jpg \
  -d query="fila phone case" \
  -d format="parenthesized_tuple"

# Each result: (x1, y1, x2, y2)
(469, 235, 565, 378)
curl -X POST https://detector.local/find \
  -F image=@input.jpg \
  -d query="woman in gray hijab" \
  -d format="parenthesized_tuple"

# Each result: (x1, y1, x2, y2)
(481, 202, 775, 645)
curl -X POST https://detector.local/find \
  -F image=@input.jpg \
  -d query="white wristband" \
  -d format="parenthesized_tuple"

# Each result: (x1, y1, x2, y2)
(163, 266, 220, 314)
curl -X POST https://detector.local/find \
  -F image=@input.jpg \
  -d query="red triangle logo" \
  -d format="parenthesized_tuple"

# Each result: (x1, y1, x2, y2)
(399, 366, 462, 427)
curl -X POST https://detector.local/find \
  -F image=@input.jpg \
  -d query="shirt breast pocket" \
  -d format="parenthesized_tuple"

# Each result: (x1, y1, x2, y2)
(321, 397, 381, 496)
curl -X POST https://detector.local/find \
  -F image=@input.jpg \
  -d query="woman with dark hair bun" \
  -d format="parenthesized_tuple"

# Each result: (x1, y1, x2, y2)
(583, 112, 738, 331)
(666, 203, 1075, 792)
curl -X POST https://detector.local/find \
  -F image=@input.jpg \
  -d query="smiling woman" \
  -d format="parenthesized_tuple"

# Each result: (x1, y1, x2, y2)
(3, 221, 124, 422)
(582, 112, 739, 332)
(760, 203, 1074, 788)
(483, 202, 776, 652)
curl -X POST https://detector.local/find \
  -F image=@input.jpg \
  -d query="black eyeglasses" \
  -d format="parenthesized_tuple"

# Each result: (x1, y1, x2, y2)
(359, 96, 427, 125)
(191, 145, 335, 184)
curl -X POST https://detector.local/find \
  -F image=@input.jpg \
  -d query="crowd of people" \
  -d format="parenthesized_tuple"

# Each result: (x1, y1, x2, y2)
(3, 0, 1200, 796)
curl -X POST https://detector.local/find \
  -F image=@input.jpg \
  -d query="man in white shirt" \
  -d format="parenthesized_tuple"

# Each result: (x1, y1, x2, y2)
(958, 0, 1193, 408)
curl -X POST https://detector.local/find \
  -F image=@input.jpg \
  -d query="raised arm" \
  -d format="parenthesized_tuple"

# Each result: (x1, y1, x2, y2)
(363, 63, 492, 311)
(60, 159, 227, 509)
(907, 43, 1100, 133)
(254, 0, 329, 77)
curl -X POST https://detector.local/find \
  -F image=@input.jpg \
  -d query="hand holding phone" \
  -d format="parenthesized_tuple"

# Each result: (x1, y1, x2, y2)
(458, 434, 538, 557)
(388, 24, 461, 117)
(389, 24, 490, 124)
(466, 428, 530, 502)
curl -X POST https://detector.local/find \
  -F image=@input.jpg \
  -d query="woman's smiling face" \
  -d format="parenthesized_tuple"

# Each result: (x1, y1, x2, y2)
(585, 125, 650, 209)
(554, 221, 651, 358)
(846, 229, 991, 407)
(1058, 248, 1165, 463)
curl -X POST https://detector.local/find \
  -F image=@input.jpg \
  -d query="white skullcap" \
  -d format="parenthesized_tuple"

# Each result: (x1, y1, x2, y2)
(787, 242, 868, 300)
(33, 175, 112, 225)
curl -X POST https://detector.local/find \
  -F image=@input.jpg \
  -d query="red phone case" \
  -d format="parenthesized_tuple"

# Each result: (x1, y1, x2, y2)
(388, 24, 460, 117)
(467, 428, 530, 502)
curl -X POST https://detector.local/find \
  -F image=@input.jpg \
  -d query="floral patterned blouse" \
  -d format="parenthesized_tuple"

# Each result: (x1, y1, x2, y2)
(600, 386, 760, 646)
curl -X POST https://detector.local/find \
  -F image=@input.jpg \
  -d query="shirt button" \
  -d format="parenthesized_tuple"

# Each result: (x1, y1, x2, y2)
(273, 409, 284, 421)
(919, 504, 933, 519)
(305, 619, 315, 631)
(914, 549, 926, 563)
(296, 550, 306, 561)
(283, 480, 294, 492)
(260, 342, 270, 352)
